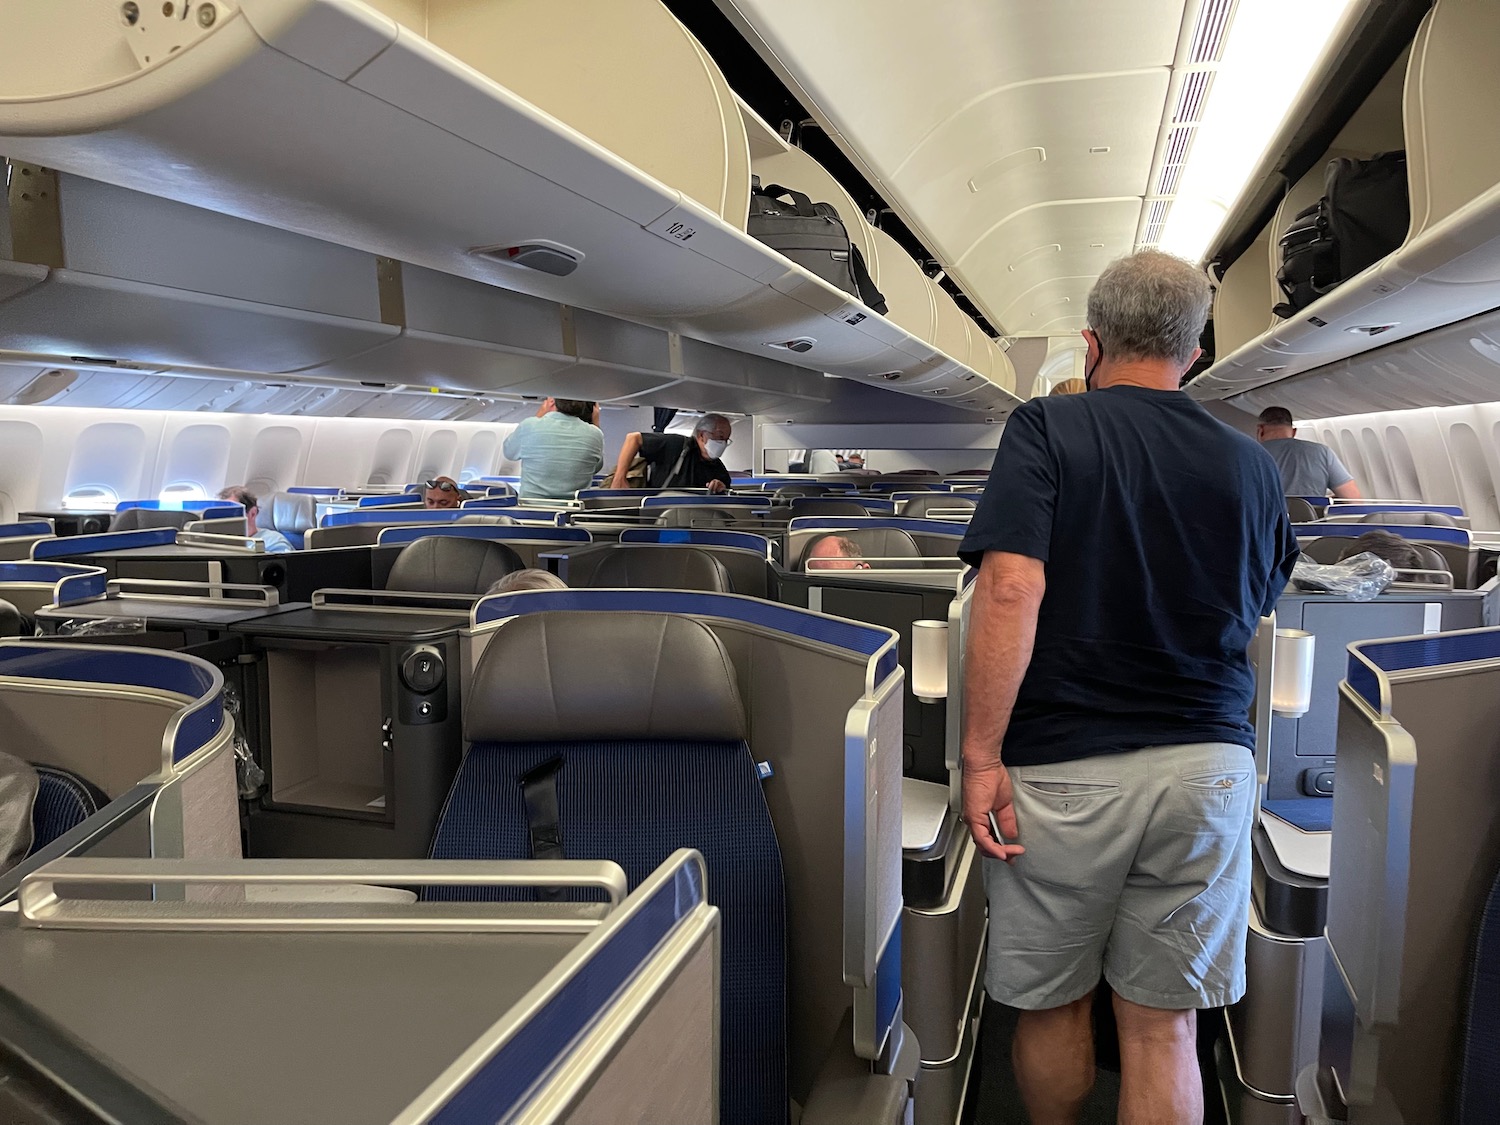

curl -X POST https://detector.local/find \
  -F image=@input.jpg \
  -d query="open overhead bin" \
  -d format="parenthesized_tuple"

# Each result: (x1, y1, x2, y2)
(1189, 2, 1500, 409)
(0, 0, 1021, 417)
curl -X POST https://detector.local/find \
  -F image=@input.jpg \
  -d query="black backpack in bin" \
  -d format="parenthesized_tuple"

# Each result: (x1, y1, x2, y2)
(1273, 151, 1409, 318)
(747, 177, 888, 314)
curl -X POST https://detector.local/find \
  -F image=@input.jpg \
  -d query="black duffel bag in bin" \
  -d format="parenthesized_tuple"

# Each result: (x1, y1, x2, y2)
(747, 178, 888, 314)
(1273, 150, 1410, 318)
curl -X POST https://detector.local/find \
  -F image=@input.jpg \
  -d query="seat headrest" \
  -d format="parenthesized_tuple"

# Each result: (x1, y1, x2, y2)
(261, 492, 317, 535)
(386, 536, 525, 594)
(1285, 497, 1319, 523)
(789, 498, 870, 518)
(107, 508, 194, 533)
(902, 493, 977, 518)
(1360, 510, 1458, 527)
(655, 506, 739, 529)
(0, 598, 28, 638)
(455, 514, 518, 526)
(587, 545, 733, 593)
(801, 528, 920, 568)
(1410, 543, 1451, 578)
(467, 611, 746, 743)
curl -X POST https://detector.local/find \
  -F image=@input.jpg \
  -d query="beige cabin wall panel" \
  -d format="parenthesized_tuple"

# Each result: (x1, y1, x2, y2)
(868, 227, 937, 345)
(893, 70, 1168, 265)
(958, 200, 1142, 334)
(1217, 229, 1277, 359)
(402, 0, 751, 227)
(1405, 2, 1500, 236)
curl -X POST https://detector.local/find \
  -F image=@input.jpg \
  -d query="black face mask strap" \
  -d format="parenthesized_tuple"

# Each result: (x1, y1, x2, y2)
(1085, 332, 1104, 390)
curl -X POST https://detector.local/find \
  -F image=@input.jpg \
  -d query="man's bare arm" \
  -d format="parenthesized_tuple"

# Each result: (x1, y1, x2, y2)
(961, 550, 1046, 860)
(609, 432, 643, 489)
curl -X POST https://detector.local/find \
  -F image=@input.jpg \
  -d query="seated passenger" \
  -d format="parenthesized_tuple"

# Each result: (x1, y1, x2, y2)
(217, 486, 293, 553)
(1338, 529, 1423, 571)
(501, 398, 605, 501)
(805, 535, 871, 571)
(422, 476, 470, 509)
(608, 414, 734, 493)
(485, 568, 568, 595)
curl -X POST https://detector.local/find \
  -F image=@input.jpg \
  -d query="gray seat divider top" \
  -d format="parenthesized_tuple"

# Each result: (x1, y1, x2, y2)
(433, 610, 786, 1125)
(584, 544, 733, 593)
(385, 536, 525, 594)
(901, 493, 977, 519)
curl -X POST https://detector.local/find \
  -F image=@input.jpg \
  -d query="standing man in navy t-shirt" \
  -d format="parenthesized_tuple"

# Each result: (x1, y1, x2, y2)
(959, 251, 1298, 1125)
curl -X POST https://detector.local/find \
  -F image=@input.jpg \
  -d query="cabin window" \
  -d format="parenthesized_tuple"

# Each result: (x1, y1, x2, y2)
(1359, 428, 1394, 498)
(1385, 426, 1423, 498)
(461, 431, 499, 482)
(244, 425, 305, 497)
(1448, 423, 1499, 526)
(64, 422, 147, 508)
(367, 429, 415, 487)
(158, 482, 208, 508)
(416, 429, 458, 483)
(62, 486, 118, 511)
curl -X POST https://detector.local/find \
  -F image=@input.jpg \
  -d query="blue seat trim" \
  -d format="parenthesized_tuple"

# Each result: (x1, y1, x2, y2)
(377, 525, 592, 546)
(0, 563, 108, 606)
(0, 643, 223, 763)
(1293, 522, 1470, 546)
(430, 739, 787, 1125)
(31, 529, 178, 559)
(788, 515, 969, 537)
(28, 765, 108, 855)
(620, 528, 772, 555)
(0, 520, 54, 539)
(431, 857, 705, 1124)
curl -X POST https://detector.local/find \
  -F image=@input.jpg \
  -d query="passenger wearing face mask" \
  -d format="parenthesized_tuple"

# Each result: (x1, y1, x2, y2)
(608, 414, 735, 494)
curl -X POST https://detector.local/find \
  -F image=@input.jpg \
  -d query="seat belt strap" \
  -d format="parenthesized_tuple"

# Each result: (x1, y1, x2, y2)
(520, 756, 564, 902)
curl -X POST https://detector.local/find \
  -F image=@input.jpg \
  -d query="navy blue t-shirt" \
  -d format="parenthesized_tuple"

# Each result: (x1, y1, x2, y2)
(959, 386, 1299, 767)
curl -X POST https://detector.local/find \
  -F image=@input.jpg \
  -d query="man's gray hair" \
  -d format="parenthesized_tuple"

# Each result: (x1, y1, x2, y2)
(1086, 250, 1211, 366)
(693, 413, 732, 436)
(486, 568, 568, 595)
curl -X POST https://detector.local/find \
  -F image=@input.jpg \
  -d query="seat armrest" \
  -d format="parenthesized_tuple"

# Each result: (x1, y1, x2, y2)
(801, 1012, 917, 1125)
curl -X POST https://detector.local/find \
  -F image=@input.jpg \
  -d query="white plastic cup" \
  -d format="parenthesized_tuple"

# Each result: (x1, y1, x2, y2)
(911, 619, 949, 703)
(1271, 628, 1316, 717)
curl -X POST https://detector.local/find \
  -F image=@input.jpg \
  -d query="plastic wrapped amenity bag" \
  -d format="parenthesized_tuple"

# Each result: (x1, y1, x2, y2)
(1290, 552, 1395, 601)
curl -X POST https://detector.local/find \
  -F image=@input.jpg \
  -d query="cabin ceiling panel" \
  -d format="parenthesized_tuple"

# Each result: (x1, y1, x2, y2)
(719, 0, 1187, 334)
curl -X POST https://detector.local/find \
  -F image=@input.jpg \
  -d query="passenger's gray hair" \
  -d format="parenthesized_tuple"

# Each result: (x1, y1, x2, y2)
(1086, 250, 1211, 366)
(486, 568, 568, 596)
(692, 413, 732, 436)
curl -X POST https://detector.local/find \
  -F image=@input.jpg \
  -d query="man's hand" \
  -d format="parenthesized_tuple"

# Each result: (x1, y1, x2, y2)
(706, 479, 727, 495)
(963, 758, 1025, 863)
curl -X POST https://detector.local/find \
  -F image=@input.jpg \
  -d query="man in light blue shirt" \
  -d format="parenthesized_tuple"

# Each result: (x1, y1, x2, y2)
(218, 486, 294, 553)
(502, 399, 605, 501)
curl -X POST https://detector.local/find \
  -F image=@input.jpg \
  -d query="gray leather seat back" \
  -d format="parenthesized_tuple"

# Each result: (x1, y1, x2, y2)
(261, 492, 317, 535)
(655, 506, 740, 529)
(586, 545, 733, 593)
(386, 536, 525, 594)
(107, 508, 193, 532)
(455, 514, 518, 526)
(1285, 497, 1319, 522)
(1360, 510, 1459, 527)
(466, 611, 746, 743)
(0, 598, 27, 638)
(800, 528, 920, 569)
(789, 498, 870, 519)
(902, 493, 977, 519)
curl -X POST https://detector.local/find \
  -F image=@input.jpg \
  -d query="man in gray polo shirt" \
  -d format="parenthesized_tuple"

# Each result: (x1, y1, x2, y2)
(1255, 406, 1361, 498)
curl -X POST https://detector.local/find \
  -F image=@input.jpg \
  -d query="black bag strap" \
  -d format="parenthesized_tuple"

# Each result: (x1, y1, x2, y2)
(660, 437, 694, 489)
(520, 756, 564, 901)
(848, 245, 888, 315)
(757, 183, 821, 217)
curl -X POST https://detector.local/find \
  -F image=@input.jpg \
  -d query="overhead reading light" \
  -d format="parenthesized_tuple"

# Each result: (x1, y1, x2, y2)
(1154, 0, 1359, 264)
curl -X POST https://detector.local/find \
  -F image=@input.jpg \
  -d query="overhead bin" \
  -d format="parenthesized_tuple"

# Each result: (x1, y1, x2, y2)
(1190, 1, 1500, 408)
(868, 227, 940, 346)
(752, 141, 880, 280)
(0, 0, 1021, 418)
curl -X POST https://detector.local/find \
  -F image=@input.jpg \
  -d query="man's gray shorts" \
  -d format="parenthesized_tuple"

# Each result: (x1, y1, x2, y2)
(985, 742, 1255, 1011)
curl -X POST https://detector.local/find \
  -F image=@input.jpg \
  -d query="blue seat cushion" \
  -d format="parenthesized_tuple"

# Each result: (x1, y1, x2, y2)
(429, 739, 787, 1125)
(29, 765, 108, 854)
